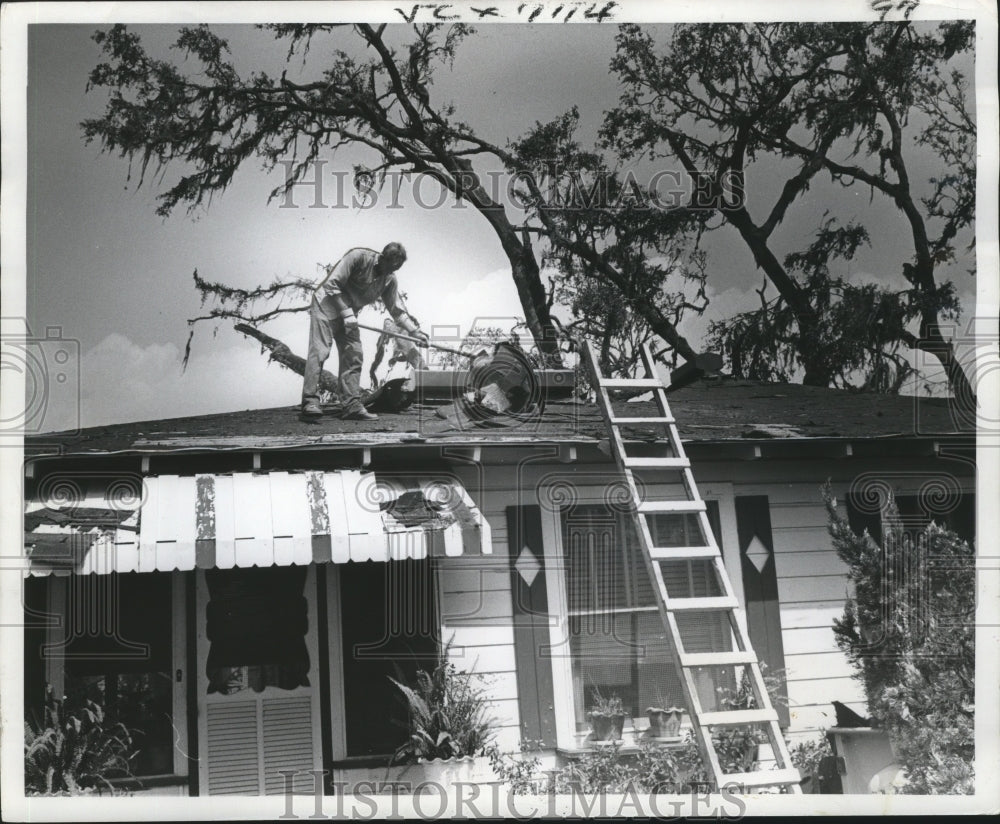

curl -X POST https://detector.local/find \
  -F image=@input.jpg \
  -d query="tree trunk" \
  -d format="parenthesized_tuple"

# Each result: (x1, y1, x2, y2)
(234, 323, 339, 395)
(914, 328, 977, 418)
(465, 190, 564, 367)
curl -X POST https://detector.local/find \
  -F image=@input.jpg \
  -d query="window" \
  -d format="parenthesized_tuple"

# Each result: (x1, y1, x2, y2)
(847, 492, 976, 548)
(338, 559, 438, 757)
(561, 504, 733, 731)
(204, 566, 310, 694)
(61, 572, 175, 777)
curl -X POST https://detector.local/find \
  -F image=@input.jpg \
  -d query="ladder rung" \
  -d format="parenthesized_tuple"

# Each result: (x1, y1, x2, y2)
(665, 596, 738, 612)
(609, 416, 675, 424)
(699, 709, 778, 726)
(638, 500, 706, 513)
(649, 546, 719, 561)
(600, 378, 663, 389)
(622, 457, 690, 469)
(680, 650, 758, 667)
(719, 768, 802, 788)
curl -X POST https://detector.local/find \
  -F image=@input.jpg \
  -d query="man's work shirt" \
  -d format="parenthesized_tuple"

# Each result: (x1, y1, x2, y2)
(316, 247, 410, 322)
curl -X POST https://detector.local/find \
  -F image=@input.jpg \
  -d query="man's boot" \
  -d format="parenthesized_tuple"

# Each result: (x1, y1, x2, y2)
(341, 407, 379, 421)
(301, 400, 324, 418)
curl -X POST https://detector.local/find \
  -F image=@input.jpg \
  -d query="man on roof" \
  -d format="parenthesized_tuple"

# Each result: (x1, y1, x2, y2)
(302, 242, 428, 420)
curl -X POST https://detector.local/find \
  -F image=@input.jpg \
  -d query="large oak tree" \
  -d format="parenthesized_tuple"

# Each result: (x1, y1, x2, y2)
(82, 23, 711, 376)
(603, 21, 976, 402)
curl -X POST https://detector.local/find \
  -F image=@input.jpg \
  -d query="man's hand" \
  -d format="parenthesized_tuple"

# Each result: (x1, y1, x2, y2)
(342, 313, 359, 331)
(412, 330, 430, 348)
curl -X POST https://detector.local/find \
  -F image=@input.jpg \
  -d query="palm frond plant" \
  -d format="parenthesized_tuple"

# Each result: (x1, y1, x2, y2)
(388, 640, 496, 764)
(24, 685, 138, 795)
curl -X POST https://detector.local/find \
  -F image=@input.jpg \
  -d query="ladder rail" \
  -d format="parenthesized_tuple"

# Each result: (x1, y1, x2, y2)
(580, 340, 802, 794)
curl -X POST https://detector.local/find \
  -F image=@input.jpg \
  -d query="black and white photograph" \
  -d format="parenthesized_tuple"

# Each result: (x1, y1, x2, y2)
(1, 0, 997, 818)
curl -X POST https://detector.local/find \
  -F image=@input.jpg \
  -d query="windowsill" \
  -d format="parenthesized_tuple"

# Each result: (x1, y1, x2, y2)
(105, 773, 189, 789)
(561, 726, 693, 754)
(330, 754, 396, 769)
(557, 739, 688, 758)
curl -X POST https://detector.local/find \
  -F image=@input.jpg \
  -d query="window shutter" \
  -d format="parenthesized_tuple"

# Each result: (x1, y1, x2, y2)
(205, 696, 317, 795)
(206, 701, 260, 794)
(507, 505, 557, 747)
(735, 495, 790, 727)
(262, 697, 316, 795)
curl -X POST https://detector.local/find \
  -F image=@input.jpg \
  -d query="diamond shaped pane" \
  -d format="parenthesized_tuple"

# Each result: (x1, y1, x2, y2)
(744, 534, 771, 574)
(515, 545, 542, 586)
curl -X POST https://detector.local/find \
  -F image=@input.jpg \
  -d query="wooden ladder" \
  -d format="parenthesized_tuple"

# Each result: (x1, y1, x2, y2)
(580, 340, 802, 794)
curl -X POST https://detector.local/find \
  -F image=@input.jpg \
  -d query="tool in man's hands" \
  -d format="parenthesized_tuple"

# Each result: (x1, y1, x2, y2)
(353, 321, 489, 364)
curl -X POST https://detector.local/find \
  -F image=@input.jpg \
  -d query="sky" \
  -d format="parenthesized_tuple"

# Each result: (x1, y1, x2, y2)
(21, 19, 979, 432)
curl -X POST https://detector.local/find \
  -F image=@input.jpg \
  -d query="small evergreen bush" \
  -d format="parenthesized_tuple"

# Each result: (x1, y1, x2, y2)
(824, 483, 975, 794)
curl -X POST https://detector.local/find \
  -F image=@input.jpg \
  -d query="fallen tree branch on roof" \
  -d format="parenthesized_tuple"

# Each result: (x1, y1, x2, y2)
(234, 323, 338, 396)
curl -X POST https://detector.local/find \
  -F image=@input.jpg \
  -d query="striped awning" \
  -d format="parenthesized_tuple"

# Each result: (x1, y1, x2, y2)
(24, 470, 491, 576)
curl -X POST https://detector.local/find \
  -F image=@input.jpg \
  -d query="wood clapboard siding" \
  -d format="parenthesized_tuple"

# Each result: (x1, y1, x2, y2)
(773, 551, 850, 578)
(440, 546, 521, 746)
(783, 651, 858, 682)
(442, 588, 513, 623)
(780, 602, 847, 629)
(771, 525, 841, 553)
(781, 623, 840, 656)
(752, 483, 860, 736)
(777, 574, 851, 605)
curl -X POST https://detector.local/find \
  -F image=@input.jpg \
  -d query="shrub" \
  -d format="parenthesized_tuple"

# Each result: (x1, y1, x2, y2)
(24, 685, 137, 795)
(490, 663, 795, 795)
(823, 484, 975, 794)
(789, 735, 834, 792)
(388, 639, 496, 764)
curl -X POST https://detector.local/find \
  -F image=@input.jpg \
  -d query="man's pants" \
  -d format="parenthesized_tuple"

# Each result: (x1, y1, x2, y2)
(302, 296, 364, 413)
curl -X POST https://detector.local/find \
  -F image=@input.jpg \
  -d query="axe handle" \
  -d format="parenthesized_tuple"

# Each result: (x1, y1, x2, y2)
(354, 321, 477, 360)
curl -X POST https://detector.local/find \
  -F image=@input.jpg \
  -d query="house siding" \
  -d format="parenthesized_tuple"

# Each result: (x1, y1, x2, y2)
(440, 496, 523, 753)
(22, 438, 974, 783)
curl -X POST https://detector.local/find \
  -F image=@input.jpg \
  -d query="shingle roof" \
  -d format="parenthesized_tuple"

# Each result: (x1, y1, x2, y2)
(26, 377, 970, 457)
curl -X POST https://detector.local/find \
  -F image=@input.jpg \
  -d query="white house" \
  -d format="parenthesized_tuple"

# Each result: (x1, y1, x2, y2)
(22, 372, 974, 795)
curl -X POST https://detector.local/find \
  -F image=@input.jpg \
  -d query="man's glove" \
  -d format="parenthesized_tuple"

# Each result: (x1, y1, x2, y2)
(342, 312, 359, 330)
(412, 330, 430, 348)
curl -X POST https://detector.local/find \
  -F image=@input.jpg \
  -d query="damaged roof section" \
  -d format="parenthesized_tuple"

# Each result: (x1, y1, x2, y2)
(25, 378, 971, 457)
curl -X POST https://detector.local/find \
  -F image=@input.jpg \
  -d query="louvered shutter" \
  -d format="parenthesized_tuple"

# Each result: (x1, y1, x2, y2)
(262, 697, 316, 795)
(206, 701, 260, 795)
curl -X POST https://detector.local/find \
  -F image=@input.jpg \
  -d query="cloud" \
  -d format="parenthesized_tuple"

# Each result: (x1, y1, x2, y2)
(408, 267, 526, 337)
(675, 284, 760, 352)
(52, 332, 303, 430)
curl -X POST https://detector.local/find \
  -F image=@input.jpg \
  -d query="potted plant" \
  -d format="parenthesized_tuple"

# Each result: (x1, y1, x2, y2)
(586, 689, 627, 742)
(645, 704, 685, 741)
(388, 639, 496, 790)
(24, 685, 138, 795)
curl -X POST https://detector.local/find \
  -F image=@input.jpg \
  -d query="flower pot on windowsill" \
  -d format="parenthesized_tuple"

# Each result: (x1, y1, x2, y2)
(411, 754, 494, 792)
(587, 711, 627, 743)
(645, 706, 684, 741)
